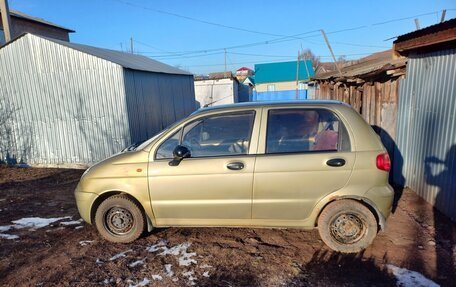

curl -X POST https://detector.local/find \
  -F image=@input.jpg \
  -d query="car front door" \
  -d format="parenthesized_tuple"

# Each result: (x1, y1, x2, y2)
(252, 107, 355, 222)
(148, 109, 261, 226)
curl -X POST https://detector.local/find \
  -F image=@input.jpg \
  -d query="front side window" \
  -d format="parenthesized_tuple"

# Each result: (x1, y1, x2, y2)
(156, 130, 181, 159)
(266, 109, 350, 154)
(155, 111, 255, 159)
(182, 112, 255, 158)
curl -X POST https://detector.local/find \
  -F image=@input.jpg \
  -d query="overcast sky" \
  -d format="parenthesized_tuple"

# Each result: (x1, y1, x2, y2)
(8, 0, 456, 74)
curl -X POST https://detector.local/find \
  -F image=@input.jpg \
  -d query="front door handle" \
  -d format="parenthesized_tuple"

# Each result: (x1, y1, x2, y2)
(326, 158, 346, 167)
(227, 162, 244, 170)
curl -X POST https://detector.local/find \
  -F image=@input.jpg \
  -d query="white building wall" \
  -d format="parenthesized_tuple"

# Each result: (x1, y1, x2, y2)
(194, 78, 237, 108)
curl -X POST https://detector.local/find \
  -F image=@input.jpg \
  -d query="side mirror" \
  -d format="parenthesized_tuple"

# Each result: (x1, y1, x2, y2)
(169, 145, 191, 166)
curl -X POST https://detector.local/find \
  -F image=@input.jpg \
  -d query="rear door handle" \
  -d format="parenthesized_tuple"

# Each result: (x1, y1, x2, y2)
(326, 158, 346, 167)
(227, 162, 244, 170)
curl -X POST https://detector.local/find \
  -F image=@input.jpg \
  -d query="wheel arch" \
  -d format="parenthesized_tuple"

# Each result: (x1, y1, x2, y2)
(315, 196, 386, 231)
(90, 190, 154, 231)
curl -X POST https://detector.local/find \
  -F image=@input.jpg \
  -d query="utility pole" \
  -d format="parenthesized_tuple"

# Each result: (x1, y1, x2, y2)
(120, 42, 123, 52)
(130, 37, 134, 54)
(224, 48, 227, 73)
(321, 29, 342, 77)
(414, 19, 420, 30)
(0, 0, 13, 42)
(295, 50, 300, 99)
(440, 10, 446, 23)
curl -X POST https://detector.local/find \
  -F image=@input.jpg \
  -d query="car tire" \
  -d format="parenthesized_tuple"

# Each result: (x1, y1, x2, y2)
(317, 199, 378, 253)
(94, 194, 146, 243)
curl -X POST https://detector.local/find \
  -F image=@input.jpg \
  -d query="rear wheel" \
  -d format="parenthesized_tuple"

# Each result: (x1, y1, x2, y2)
(318, 199, 378, 253)
(95, 194, 146, 243)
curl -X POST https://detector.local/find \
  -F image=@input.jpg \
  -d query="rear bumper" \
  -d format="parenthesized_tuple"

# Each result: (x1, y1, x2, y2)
(74, 184, 98, 224)
(363, 184, 394, 229)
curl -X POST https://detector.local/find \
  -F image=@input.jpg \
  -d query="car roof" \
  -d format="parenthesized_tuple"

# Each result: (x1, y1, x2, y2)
(192, 100, 350, 115)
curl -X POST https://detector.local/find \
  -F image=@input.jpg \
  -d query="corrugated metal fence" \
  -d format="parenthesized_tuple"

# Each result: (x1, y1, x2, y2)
(395, 48, 456, 220)
(252, 90, 308, 101)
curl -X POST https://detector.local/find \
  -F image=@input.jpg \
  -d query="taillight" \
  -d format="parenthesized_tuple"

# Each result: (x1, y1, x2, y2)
(376, 153, 391, 171)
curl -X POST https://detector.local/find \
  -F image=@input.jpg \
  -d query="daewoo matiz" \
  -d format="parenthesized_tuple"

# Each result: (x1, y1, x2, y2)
(75, 101, 394, 253)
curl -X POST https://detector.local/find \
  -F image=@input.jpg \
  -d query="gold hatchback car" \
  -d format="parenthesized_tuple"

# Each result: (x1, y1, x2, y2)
(75, 101, 393, 253)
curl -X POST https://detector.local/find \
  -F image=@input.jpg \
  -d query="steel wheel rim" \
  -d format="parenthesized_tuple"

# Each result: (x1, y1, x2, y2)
(329, 212, 366, 244)
(104, 206, 134, 235)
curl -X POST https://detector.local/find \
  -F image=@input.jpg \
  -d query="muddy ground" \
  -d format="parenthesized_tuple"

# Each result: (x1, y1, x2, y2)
(0, 166, 455, 286)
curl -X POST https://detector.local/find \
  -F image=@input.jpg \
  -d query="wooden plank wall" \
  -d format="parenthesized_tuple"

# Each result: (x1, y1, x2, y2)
(315, 79, 399, 140)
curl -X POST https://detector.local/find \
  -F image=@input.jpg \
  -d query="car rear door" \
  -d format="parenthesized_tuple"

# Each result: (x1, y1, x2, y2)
(252, 107, 355, 221)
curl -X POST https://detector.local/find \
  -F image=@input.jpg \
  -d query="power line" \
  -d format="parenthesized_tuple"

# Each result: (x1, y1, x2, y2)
(139, 29, 322, 58)
(182, 52, 374, 68)
(133, 39, 177, 54)
(123, 9, 452, 59)
(228, 51, 372, 58)
(111, 0, 289, 37)
(371, 11, 442, 26)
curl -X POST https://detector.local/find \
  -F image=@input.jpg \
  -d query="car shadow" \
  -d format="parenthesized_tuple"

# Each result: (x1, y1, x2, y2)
(371, 125, 405, 213)
(284, 250, 396, 286)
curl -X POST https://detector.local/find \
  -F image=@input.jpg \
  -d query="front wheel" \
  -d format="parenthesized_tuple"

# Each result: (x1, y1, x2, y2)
(95, 194, 146, 243)
(317, 199, 378, 253)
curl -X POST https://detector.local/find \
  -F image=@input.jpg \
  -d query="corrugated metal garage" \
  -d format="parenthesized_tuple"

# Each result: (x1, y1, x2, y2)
(394, 19, 456, 220)
(0, 33, 196, 167)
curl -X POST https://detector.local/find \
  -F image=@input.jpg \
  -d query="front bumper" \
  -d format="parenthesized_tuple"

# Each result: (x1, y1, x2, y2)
(74, 184, 98, 224)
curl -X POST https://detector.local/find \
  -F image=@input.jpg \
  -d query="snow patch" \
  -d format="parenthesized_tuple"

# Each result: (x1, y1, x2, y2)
(60, 219, 83, 226)
(182, 271, 197, 286)
(128, 278, 150, 287)
(128, 259, 145, 268)
(145, 239, 166, 252)
(147, 241, 197, 266)
(12, 216, 72, 229)
(387, 265, 440, 287)
(151, 274, 162, 281)
(0, 216, 74, 239)
(96, 258, 104, 265)
(102, 278, 115, 285)
(79, 240, 94, 246)
(110, 249, 133, 261)
(0, 233, 19, 240)
(164, 264, 174, 277)
(75, 226, 84, 230)
(0, 225, 12, 232)
(203, 271, 210, 278)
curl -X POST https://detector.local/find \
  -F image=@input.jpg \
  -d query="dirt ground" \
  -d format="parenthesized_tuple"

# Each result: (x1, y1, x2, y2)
(0, 166, 455, 287)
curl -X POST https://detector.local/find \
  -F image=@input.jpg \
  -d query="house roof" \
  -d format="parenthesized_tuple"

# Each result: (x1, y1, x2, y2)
(1, 9, 75, 32)
(315, 62, 337, 75)
(393, 18, 456, 55)
(3, 34, 192, 75)
(242, 76, 255, 85)
(312, 50, 406, 81)
(237, 66, 252, 71)
(254, 60, 314, 84)
(194, 72, 234, 81)
(394, 18, 456, 43)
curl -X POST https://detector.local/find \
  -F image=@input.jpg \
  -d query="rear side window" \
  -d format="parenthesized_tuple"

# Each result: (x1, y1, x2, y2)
(266, 109, 350, 154)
